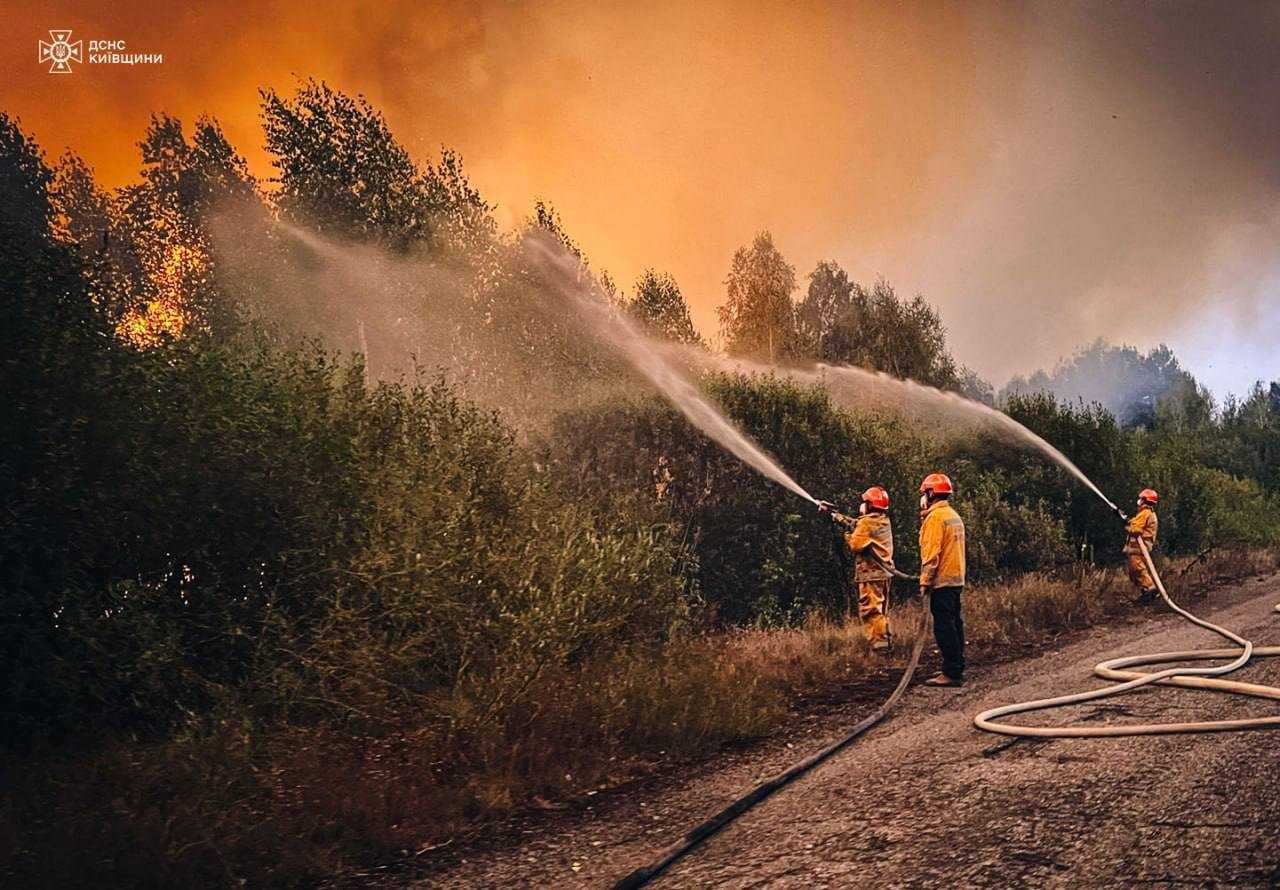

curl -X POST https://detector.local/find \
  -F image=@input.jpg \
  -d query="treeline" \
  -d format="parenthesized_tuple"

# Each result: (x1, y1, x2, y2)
(3, 81, 1280, 884)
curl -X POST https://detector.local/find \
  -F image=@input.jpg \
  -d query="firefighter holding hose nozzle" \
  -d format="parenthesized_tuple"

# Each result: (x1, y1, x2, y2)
(1125, 488, 1160, 605)
(918, 473, 967, 687)
(820, 488, 896, 652)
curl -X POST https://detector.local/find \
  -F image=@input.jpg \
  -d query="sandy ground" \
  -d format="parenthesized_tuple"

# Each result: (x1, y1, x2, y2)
(386, 574, 1280, 888)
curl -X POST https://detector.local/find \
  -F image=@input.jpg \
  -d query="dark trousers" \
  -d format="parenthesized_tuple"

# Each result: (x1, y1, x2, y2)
(929, 586, 966, 679)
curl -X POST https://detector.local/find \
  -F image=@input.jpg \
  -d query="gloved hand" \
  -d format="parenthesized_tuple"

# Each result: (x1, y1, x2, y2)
(817, 500, 836, 514)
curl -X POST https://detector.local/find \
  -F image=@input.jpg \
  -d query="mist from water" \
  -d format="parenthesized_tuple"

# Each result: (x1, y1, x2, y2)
(259, 221, 1125, 518)
(667, 346, 1125, 516)
(263, 220, 819, 506)
(817, 363, 1122, 514)
(523, 234, 819, 507)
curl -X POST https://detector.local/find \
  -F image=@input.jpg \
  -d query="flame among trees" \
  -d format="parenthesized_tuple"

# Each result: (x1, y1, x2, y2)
(47, 113, 254, 347)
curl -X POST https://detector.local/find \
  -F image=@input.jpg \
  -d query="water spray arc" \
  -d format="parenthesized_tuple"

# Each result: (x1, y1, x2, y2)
(814, 363, 1127, 518)
(524, 235, 821, 508)
(675, 347, 1129, 519)
(528, 229, 1279, 828)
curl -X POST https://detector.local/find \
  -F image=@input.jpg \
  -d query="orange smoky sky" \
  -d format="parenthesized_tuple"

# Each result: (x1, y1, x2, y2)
(4, 1, 1278, 396)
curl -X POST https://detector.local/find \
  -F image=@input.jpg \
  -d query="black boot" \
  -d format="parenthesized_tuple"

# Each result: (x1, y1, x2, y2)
(1136, 588, 1158, 606)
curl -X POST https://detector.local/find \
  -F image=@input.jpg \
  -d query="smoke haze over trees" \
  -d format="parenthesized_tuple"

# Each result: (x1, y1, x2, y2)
(1002, 341, 1214, 429)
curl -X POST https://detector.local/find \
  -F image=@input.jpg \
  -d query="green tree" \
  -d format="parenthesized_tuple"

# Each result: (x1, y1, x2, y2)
(857, 278, 959, 387)
(988, 391, 1135, 555)
(527, 200, 585, 261)
(423, 147, 495, 253)
(795, 262, 975, 392)
(717, 231, 798, 362)
(0, 113, 134, 741)
(260, 80, 490, 253)
(628, 269, 700, 344)
(134, 113, 259, 221)
(49, 151, 111, 256)
(1216, 381, 1280, 491)
(796, 259, 855, 358)
(50, 114, 269, 342)
(957, 367, 996, 406)
(261, 80, 424, 246)
(47, 151, 139, 328)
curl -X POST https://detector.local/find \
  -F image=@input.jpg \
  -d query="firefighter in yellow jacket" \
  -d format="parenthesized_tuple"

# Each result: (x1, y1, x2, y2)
(918, 473, 966, 687)
(822, 487, 896, 652)
(1126, 488, 1160, 605)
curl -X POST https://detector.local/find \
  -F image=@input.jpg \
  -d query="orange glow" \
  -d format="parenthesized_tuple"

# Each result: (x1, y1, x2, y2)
(117, 231, 207, 348)
(117, 292, 188, 348)
(1, 1, 995, 337)
(4, 2, 1277, 393)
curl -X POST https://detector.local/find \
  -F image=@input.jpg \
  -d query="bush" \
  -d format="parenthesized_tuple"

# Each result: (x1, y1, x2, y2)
(270, 374, 692, 733)
(3, 318, 692, 747)
(542, 373, 931, 623)
(956, 471, 1073, 580)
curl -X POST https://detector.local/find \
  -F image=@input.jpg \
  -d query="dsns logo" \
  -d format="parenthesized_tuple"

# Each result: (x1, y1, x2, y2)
(39, 30, 83, 74)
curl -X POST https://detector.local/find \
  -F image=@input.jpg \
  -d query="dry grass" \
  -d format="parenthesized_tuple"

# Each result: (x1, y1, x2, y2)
(4, 549, 1276, 887)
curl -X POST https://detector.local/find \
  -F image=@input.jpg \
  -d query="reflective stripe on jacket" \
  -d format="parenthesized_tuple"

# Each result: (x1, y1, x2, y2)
(845, 513, 894, 582)
(1124, 507, 1158, 554)
(919, 501, 965, 589)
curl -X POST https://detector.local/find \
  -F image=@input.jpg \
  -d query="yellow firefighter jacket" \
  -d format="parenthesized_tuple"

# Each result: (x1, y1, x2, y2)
(1124, 507, 1158, 554)
(845, 513, 894, 582)
(919, 501, 965, 589)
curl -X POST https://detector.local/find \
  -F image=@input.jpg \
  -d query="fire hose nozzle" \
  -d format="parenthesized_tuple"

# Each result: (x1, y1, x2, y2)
(817, 499, 837, 514)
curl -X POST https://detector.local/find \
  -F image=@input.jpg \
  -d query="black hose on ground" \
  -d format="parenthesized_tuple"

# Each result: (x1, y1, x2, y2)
(612, 555, 926, 889)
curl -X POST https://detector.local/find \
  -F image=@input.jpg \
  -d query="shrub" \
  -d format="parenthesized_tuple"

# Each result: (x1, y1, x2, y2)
(542, 373, 930, 623)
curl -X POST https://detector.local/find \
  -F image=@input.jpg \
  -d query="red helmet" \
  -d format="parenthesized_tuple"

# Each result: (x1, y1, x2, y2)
(861, 486, 890, 510)
(920, 473, 953, 496)
(1138, 488, 1159, 506)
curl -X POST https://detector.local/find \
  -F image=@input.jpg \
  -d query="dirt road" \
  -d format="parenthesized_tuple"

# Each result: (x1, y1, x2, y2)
(411, 575, 1280, 888)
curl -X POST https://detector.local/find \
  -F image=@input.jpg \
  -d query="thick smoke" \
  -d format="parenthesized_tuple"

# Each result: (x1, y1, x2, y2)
(870, 2, 1280, 398)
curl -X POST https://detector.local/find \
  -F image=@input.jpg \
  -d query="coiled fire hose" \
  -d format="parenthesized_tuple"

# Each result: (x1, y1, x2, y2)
(613, 557, 927, 889)
(974, 537, 1280, 737)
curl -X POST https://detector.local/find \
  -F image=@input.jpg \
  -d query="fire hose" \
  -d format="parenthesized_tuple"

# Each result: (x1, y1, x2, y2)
(974, 537, 1280, 737)
(612, 550, 928, 889)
